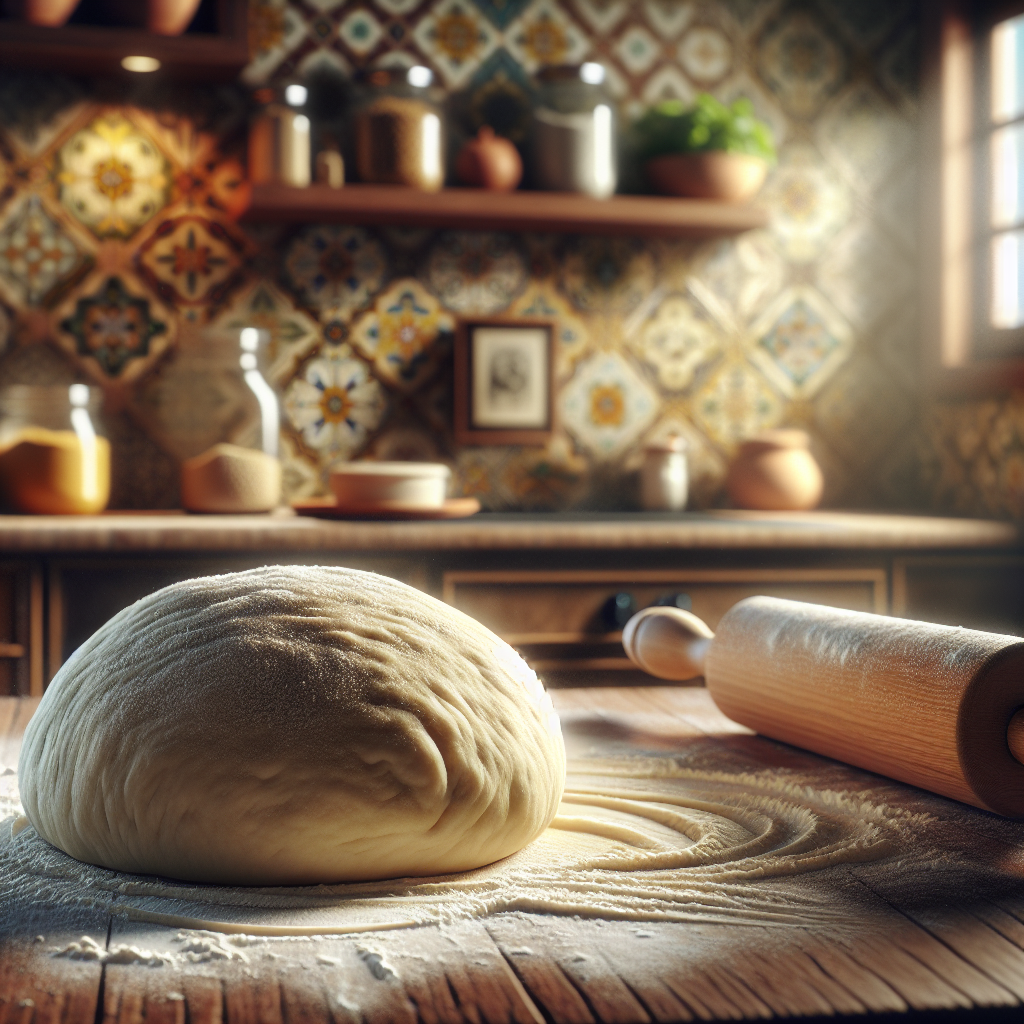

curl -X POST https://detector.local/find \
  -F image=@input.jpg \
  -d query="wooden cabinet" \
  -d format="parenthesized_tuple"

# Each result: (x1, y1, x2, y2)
(444, 567, 887, 685)
(0, 561, 42, 697)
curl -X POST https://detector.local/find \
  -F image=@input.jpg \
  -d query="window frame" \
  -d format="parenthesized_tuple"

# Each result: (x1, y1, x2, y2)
(922, 0, 1024, 393)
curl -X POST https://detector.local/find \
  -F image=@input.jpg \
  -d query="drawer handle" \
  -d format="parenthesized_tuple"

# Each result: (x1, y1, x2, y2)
(601, 592, 637, 631)
(652, 592, 693, 612)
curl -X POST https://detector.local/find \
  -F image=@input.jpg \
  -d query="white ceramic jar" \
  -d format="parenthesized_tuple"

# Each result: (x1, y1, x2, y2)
(640, 438, 688, 512)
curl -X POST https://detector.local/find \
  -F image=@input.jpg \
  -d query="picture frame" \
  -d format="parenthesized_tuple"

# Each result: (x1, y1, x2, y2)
(454, 317, 555, 445)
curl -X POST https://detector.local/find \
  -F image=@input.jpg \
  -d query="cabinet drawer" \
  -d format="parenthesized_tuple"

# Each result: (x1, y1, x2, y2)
(444, 568, 887, 686)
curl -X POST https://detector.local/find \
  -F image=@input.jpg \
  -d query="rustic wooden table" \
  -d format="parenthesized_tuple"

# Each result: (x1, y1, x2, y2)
(2, 688, 1024, 1023)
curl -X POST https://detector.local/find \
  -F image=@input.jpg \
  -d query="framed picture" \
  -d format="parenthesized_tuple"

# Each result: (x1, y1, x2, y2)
(455, 317, 555, 445)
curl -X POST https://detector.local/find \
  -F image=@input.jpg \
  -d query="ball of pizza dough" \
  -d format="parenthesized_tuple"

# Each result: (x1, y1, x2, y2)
(18, 566, 565, 885)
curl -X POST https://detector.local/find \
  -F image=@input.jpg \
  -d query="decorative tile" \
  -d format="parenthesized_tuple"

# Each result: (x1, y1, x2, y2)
(561, 351, 658, 459)
(757, 7, 847, 119)
(614, 25, 662, 77)
(879, 24, 919, 108)
(688, 231, 786, 328)
(283, 344, 387, 458)
(0, 75, 86, 157)
(678, 25, 733, 84)
(641, 65, 696, 107)
(760, 142, 851, 263)
(814, 353, 913, 470)
(643, 0, 694, 39)
(874, 160, 918, 254)
(351, 277, 455, 392)
(509, 283, 591, 377)
(297, 46, 354, 80)
(339, 7, 385, 54)
(560, 237, 656, 317)
(55, 273, 172, 381)
(284, 225, 387, 315)
(159, 128, 250, 221)
(279, 433, 323, 500)
(372, 0, 424, 14)
(749, 285, 853, 398)
(506, 0, 589, 72)
(412, 0, 498, 87)
(368, 422, 443, 462)
(137, 215, 246, 311)
(692, 358, 782, 447)
(818, 0, 912, 48)
(635, 293, 721, 391)
(57, 113, 168, 240)
(469, 0, 531, 30)
(453, 446, 510, 507)
(424, 231, 526, 314)
(816, 222, 911, 333)
(307, 13, 339, 47)
(819, 83, 913, 194)
(501, 436, 589, 509)
(211, 280, 320, 387)
(572, 0, 628, 35)
(242, 0, 310, 85)
(304, 0, 346, 11)
(466, 49, 536, 141)
(414, 372, 453, 433)
(0, 196, 90, 308)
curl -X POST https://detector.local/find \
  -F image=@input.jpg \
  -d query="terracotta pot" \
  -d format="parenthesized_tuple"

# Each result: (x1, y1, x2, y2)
(6, 0, 81, 25)
(147, 0, 202, 34)
(455, 126, 523, 191)
(646, 152, 768, 203)
(726, 429, 824, 511)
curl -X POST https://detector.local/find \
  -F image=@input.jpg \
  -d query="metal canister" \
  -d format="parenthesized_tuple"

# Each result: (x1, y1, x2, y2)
(248, 85, 311, 188)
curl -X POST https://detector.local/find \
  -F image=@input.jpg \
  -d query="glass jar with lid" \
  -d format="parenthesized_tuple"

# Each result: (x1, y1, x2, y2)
(249, 83, 312, 188)
(0, 385, 110, 515)
(352, 66, 444, 191)
(532, 62, 617, 198)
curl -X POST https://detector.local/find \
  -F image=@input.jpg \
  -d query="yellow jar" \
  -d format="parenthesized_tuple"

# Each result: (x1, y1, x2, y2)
(0, 385, 111, 515)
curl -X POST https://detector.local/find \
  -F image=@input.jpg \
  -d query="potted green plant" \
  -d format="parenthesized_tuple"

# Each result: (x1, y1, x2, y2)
(634, 94, 776, 202)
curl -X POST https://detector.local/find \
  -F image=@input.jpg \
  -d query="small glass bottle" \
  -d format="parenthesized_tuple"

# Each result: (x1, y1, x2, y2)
(532, 62, 617, 198)
(249, 83, 312, 188)
(0, 385, 110, 515)
(351, 66, 444, 191)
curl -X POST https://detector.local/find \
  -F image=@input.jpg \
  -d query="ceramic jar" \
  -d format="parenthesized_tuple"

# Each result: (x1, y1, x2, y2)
(248, 86, 311, 188)
(640, 437, 688, 512)
(456, 126, 522, 191)
(6, 0, 80, 24)
(726, 429, 823, 511)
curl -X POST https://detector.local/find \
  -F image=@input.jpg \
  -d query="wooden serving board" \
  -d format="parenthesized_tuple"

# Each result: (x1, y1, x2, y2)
(4, 688, 1024, 1023)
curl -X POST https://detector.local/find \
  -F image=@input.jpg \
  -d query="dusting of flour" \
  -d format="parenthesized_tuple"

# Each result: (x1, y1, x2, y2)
(0, 757, 926, 936)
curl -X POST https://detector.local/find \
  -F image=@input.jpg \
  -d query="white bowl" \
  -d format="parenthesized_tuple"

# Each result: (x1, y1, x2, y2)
(329, 462, 451, 509)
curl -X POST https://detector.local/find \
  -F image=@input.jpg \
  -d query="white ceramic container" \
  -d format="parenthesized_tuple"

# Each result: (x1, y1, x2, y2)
(329, 462, 450, 509)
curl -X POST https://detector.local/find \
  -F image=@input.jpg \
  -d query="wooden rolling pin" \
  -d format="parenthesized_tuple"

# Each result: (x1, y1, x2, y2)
(621, 596, 1024, 818)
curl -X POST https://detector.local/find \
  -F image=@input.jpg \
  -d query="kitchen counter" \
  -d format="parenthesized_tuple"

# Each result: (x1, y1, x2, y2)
(3, 687, 1024, 1022)
(0, 508, 1017, 553)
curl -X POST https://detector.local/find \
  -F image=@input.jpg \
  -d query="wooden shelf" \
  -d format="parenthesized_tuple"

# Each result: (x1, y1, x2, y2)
(243, 183, 770, 237)
(0, 0, 247, 79)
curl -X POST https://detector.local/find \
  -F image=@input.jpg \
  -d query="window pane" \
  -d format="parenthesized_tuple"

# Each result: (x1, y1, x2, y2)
(992, 14, 1024, 123)
(991, 123, 1024, 227)
(991, 230, 1024, 328)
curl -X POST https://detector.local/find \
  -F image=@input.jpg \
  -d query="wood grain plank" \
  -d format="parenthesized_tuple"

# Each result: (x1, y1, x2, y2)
(177, 978, 224, 1024)
(0, 942, 103, 1024)
(791, 935, 908, 1014)
(224, 976, 285, 1024)
(489, 947, 595, 1024)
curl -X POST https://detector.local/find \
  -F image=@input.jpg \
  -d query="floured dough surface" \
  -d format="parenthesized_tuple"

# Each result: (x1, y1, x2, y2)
(17, 566, 566, 885)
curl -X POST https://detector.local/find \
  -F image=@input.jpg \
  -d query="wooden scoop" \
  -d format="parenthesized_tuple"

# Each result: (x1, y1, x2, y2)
(622, 596, 1024, 817)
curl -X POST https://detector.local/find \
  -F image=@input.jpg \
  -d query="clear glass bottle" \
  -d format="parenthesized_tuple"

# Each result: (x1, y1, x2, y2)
(351, 66, 444, 191)
(0, 385, 110, 515)
(532, 62, 617, 198)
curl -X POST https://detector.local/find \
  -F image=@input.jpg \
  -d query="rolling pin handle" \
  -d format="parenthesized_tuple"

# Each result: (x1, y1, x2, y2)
(1007, 708, 1024, 767)
(621, 606, 715, 681)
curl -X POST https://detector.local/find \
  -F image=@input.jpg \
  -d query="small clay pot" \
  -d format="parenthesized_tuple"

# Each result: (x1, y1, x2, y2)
(646, 152, 768, 203)
(147, 0, 202, 34)
(181, 444, 281, 514)
(726, 429, 823, 511)
(5, 0, 80, 25)
(455, 126, 523, 191)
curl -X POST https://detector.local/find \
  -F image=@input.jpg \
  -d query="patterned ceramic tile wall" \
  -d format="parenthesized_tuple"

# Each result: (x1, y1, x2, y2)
(0, 0, 948, 513)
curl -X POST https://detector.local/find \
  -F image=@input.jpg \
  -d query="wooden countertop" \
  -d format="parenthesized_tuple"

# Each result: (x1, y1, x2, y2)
(4, 686, 1024, 1021)
(0, 509, 1017, 553)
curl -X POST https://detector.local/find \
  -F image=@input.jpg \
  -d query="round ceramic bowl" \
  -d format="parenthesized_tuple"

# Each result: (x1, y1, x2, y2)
(645, 152, 768, 203)
(329, 462, 451, 509)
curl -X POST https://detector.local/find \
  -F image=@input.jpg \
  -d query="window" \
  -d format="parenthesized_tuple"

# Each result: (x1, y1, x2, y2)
(923, 1, 1024, 390)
